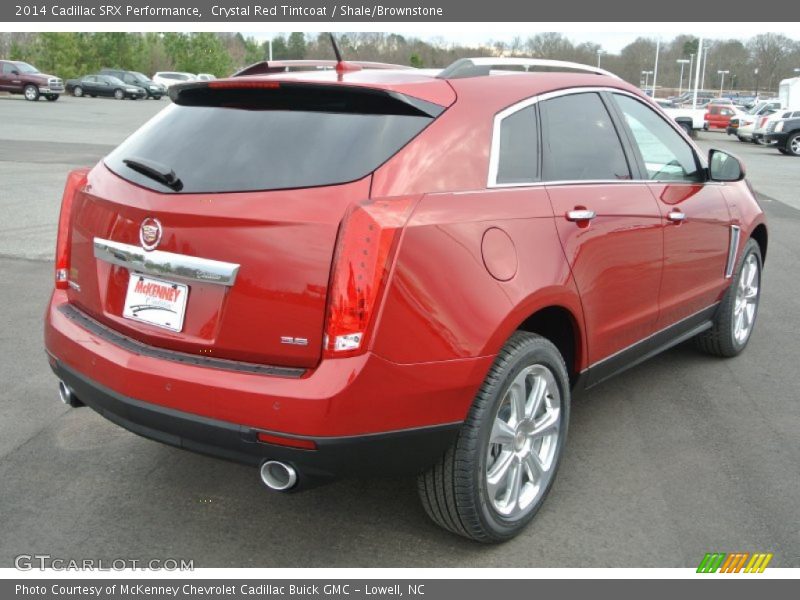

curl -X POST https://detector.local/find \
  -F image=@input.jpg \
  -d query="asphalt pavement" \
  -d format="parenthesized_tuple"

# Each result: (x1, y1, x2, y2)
(0, 94, 798, 567)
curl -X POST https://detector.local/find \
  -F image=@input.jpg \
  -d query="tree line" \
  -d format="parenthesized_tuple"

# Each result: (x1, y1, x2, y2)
(1, 31, 798, 93)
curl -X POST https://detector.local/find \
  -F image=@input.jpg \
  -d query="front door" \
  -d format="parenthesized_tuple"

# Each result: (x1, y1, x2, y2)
(610, 92, 731, 329)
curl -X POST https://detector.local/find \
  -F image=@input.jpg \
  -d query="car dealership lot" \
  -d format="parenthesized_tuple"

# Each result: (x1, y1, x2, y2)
(1, 94, 799, 566)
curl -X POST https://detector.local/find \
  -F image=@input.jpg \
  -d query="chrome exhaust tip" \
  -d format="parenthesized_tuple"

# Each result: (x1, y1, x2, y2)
(58, 380, 83, 407)
(58, 380, 72, 405)
(259, 461, 297, 491)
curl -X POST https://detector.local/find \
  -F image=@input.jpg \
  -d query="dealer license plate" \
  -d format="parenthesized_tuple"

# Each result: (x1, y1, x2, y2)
(123, 273, 188, 332)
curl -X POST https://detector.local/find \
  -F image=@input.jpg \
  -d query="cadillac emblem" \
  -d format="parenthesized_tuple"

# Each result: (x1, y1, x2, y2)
(139, 218, 162, 251)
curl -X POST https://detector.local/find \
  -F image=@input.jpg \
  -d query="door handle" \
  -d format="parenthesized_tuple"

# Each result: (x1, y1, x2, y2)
(565, 209, 596, 222)
(667, 209, 686, 222)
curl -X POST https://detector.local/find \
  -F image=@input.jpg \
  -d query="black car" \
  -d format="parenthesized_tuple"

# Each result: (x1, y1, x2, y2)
(99, 68, 165, 99)
(764, 112, 800, 156)
(65, 74, 146, 100)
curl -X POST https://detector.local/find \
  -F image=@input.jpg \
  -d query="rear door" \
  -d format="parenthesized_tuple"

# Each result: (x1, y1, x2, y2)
(610, 92, 731, 328)
(67, 81, 443, 368)
(540, 91, 664, 367)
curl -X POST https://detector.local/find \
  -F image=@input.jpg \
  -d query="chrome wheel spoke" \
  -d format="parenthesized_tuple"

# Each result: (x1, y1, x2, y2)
(490, 418, 516, 447)
(509, 376, 527, 423)
(507, 460, 523, 511)
(531, 407, 560, 438)
(523, 451, 545, 480)
(487, 451, 515, 498)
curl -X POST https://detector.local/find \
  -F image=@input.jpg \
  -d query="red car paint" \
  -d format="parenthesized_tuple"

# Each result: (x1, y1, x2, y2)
(45, 68, 766, 463)
(705, 104, 739, 129)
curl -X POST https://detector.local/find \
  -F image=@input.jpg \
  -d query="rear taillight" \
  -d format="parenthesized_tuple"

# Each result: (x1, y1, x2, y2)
(324, 197, 418, 357)
(55, 168, 89, 290)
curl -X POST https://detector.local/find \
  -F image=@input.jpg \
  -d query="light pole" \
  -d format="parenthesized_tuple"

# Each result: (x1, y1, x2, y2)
(718, 70, 729, 97)
(754, 67, 759, 99)
(642, 70, 653, 90)
(597, 50, 603, 68)
(677, 59, 690, 96)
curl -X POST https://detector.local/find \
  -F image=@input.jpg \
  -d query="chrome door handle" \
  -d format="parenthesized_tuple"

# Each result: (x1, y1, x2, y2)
(667, 210, 686, 222)
(566, 209, 596, 222)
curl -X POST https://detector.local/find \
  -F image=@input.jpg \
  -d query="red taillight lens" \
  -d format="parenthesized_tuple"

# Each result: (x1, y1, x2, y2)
(324, 197, 418, 357)
(55, 168, 89, 290)
(256, 432, 317, 451)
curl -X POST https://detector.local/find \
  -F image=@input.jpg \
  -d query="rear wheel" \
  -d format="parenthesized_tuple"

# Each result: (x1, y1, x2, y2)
(786, 133, 800, 156)
(72, 86, 83, 97)
(23, 84, 39, 101)
(418, 332, 570, 542)
(695, 239, 762, 357)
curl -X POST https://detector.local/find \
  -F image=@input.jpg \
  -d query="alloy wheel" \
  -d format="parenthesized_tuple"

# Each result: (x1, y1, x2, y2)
(733, 253, 760, 344)
(485, 364, 562, 520)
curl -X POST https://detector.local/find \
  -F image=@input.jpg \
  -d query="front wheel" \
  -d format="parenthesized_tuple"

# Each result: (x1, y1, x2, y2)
(114, 89, 124, 100)
(418, 332, 570, 542)
(23, 84, 40, 101)
(786, 133, 800, 157)
(695, 238, 762, 357)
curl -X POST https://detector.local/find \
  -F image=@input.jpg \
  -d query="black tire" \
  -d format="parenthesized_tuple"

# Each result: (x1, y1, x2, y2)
(45, 95, 59, 102)
(786, 133, 800, 157)
(418, 332, 570, 542)
(778, 148, 791, 155)
(695, 238, 762, 358)
(114, 88, 124, 100)
(73, 86, 83, 97)
(679, 122, 692, 137)
(23, 84, 40, 101)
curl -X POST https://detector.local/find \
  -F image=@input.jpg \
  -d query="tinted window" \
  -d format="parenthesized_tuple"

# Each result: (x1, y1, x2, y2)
(495, 105, 538, 184)
(540, 93, 630, 181)
(2, 63, 14, 74)
(614, 94, 701, 182)
(105, 89, 435, 193)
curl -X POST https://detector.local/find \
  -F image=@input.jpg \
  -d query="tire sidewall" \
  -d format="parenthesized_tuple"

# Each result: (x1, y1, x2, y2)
(788, 134, 800, 156)
(73, 86, 83, 97)
(469, 340, 571, 540)
(24, 85, 39, 101)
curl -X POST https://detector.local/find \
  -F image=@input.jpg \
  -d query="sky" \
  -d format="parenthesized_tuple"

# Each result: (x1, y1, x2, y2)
(243, 24, 800, 54)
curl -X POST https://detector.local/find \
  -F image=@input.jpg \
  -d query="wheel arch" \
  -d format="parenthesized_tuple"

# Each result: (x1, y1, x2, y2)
(751, 223, 768, 264)
(515, 305, 584, 387)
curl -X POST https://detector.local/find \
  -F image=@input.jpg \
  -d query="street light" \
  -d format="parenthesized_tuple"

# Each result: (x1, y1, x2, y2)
(754, 67, 759, 99)
(677, 59, 690, 96)
(597, 50, 603, 68)
(642, 70, 654, 90)
(717, 70, 730, 97)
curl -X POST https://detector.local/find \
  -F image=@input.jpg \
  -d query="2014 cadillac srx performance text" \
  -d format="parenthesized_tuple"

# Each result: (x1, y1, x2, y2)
(44, 55, 767, 542)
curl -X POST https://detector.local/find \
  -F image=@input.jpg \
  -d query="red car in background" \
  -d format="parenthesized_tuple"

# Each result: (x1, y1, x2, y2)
(44, 56, 767, 542)
(705, 103, 740, 129)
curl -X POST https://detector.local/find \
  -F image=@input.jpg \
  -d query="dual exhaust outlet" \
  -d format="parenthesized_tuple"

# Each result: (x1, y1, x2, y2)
(58, 381, 298, 491)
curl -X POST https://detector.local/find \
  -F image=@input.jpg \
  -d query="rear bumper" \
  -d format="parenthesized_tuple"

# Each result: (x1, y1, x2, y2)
(51, 360, 459, 488)
(45, 292, 491, 477)
(764, 133, 788, 145)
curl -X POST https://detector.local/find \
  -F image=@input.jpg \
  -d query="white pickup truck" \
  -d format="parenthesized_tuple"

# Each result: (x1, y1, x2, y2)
(661, 105, 707, 136)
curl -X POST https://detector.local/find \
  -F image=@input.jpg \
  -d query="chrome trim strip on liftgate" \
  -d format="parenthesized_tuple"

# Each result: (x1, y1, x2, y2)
(725, 225, 741, 279)
(93, 238, 240, 286)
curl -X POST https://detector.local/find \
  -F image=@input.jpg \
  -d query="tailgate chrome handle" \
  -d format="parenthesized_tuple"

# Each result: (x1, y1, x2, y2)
(667, 210, 686, 222)
(566, 209, 596, 222)
(93, 238, 240, 286)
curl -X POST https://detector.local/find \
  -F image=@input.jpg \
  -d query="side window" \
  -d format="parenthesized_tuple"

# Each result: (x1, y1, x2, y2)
(614, 94, 701, 182)
(2, 63, 13, 74)
(540, 92, 630, 181)
(494, 104, 538, 185)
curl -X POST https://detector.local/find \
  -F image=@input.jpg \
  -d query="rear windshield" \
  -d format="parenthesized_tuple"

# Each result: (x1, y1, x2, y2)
(104, 85, 436, 193)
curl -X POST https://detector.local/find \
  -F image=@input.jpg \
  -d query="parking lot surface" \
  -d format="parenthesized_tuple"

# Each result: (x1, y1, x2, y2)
(0, 95, 798, 567)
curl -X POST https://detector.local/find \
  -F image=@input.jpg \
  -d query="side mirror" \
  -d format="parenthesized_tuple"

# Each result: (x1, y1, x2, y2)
(708, 149, 745, 182)
(11, 69, 19, 75)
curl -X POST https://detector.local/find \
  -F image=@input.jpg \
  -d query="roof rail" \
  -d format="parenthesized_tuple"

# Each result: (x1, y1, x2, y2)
(233, 60, 413, 77)
(437, 57, 620, 80)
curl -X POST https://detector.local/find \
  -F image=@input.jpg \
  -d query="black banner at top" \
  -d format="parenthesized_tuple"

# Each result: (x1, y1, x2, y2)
(3, 0, 799, 22)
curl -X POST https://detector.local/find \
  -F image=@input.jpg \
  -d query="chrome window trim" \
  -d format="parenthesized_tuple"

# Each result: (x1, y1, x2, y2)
(725, 225, 742, 279)
(93, 238, 240, 287)
(487, 86, 708, 189)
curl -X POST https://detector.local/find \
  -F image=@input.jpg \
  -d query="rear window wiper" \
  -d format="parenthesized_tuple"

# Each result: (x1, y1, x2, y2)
(123, 157, 183, 191)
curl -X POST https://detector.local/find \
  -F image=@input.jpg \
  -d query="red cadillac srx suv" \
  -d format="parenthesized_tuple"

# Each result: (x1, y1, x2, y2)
(44, 57, 767, 542)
